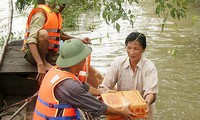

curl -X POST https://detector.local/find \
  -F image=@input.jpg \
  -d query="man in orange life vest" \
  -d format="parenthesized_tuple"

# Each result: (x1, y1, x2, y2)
(33, 39, 136, 120)
(22, 0, 91, 83)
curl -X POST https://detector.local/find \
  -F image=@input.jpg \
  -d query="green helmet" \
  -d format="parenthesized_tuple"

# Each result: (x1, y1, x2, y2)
(56, 39, 92, 68)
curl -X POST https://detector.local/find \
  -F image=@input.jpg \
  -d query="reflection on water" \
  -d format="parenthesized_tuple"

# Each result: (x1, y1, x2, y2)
(1, 0, 200, 120)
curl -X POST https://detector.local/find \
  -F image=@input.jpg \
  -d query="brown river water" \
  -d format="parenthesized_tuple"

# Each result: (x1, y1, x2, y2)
(0, 0, 200, 120)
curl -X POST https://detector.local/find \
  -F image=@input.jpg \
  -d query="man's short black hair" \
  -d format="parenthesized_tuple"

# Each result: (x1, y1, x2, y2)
(37, 0, 45, 4)
(125, 32, 146, 49)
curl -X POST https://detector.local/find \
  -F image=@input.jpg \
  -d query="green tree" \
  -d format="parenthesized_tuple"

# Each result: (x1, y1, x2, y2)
(15, 0, 193, 32)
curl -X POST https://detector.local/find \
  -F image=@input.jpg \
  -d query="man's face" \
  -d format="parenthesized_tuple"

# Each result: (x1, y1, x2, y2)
(126, 40, 144, 64)
(58, 4, 66, 13)
(50, 4, 66, 13)
(72, 58, 86, 76)
(76, 58, 86, 71)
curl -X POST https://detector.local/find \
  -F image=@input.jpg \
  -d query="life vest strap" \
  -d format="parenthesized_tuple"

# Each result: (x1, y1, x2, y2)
(75, 108, 81, 119)
(38, 96, 72, 108)
(35, 109, 48, 119)
(46, 29, 61, 33)
(24, 36, 28, 40)
(25, 29, 60, 34)
(35, 109, 79, 120)
(25, 28, 30, 32)
(48, 44, 59, 49)
(49, 36, 60, 41)
(23, 38, 60, 50)
(24, 36, 60, 42)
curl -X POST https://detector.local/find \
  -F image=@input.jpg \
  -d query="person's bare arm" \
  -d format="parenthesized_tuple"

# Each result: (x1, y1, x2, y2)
(60, 31, 75, 40)
(144, 93, 156, 116)
(60, 31, 91, 44)
(28, 43, 46, 84)
(26, 11, 47, 84)
(145, 93, 155, 105)
(28, 43, 43, 66)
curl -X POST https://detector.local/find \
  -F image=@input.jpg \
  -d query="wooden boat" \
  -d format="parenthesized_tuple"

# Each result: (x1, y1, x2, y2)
(0, 40, 104, 120)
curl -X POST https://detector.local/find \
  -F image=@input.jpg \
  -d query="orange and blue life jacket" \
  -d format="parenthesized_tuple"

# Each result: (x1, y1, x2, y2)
(33, 66, 81, 120)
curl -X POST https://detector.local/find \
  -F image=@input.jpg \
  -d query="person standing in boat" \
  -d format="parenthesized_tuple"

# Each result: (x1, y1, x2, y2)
(98, 32, 158, 120)
(21, 0, 91, 83)
(33, 39, 136, 120)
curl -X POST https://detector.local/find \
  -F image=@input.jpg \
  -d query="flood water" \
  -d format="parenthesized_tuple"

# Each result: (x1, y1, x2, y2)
(0, 0, 200, 120)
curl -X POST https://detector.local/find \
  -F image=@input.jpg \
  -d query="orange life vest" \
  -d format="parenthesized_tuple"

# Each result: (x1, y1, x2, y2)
(78, 55, 91, 82)
(22, 4, 62, 52)
(33, 66, 81, 120)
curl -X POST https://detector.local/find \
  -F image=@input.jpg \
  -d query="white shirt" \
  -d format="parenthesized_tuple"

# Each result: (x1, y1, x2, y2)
(99, 55, 158, 120)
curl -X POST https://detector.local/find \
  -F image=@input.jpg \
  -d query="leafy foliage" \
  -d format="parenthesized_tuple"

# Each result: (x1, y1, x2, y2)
(101, 0, 137, 32)
(15, 0, 100, 29)
(168, 47, 177, 58)
(15, 0, 37, 12)
(15, 0, 191, 32)
(155, 0, 188, 31)
(61, 0, 100, 30)
(190, 0, 200, 6)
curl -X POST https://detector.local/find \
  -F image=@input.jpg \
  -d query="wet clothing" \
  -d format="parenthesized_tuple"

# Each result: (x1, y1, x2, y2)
(99, 55, 158, 120)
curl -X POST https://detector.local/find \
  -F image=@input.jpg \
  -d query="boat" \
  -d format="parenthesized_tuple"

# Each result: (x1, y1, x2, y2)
(0, 40, 104, 120)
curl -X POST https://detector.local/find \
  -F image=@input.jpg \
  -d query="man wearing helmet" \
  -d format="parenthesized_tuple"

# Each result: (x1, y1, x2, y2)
(22, 0, 91, 84)
(33, 39, 136, 120)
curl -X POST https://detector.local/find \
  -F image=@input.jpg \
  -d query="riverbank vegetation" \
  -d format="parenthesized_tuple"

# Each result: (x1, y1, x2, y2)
(15, 0, 199, 32)
(1, 0, 200, 47)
